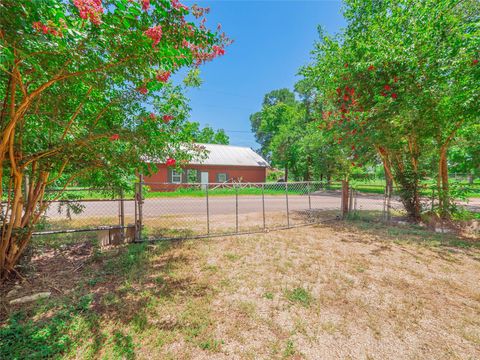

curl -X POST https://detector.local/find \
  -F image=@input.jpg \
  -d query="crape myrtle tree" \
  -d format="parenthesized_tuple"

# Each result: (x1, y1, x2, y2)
(302, 0, 479, 221)
(0, 0, 230, 278)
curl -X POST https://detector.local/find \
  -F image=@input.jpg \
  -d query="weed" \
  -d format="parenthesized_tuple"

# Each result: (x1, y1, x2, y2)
(224, 253, 241, 261)
(283, 339, 296, 358)
(285, 287, 312, 307)
(111, 331, 135, 360)
(264, 292, 274, 300)
(199, 338, 223, 351)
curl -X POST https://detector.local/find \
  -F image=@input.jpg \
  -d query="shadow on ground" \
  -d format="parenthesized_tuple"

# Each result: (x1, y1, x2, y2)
(0, 237, 212, 359)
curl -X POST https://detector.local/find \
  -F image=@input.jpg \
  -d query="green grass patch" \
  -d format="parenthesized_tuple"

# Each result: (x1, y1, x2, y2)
(0, 295, 98, 360)
(285, 287, 313, 307)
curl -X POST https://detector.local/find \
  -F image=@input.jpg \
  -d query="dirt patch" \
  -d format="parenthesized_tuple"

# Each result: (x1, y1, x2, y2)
(1, 222, 480, 359)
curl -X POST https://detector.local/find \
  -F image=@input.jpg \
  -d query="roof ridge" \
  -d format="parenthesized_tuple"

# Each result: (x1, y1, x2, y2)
(194, 142, 253, 150)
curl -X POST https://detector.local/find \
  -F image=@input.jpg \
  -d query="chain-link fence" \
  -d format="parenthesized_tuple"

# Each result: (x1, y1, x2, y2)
(29, 188, 137, 247)
(16, 181, 477, 247)
(347, 184, 480, 223)
(138, 181, 342, 241)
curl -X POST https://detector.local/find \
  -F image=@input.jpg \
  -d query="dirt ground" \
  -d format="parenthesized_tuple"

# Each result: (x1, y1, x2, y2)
(1, 221, 480, 359)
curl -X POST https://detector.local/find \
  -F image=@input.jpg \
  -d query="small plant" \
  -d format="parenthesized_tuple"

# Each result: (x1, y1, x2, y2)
(224, 253, 240, 261)
(283, 339, 296, 358)
(264, 292, 274, 300)
(111, 331, 135, 360)
(199, 338, 223, 351)
(285, 287, 312, 307)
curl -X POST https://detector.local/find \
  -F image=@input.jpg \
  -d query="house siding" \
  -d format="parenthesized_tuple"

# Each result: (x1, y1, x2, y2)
(143, 164, 267, 191)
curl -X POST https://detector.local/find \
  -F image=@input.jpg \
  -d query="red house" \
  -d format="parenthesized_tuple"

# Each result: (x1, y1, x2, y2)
(144, 143, 269, 189)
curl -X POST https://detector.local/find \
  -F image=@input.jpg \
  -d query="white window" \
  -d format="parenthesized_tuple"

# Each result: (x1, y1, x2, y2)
(217, 173, 227, 183)
(171, 170, 182, 184)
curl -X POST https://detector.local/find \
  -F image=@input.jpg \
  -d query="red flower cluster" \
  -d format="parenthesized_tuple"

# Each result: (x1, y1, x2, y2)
(162, 115, 174, 123)
(156, 70, 171, 83)
(368, 65, 375, 71)
(171, 0, 189, 11)
(381, 83, 398, 100)
(73, 0, 104, 25)
(32, 22, 62, 37)
(145, 25, 162, 47)
(182, 41, 225, 66)
(166, 158, 176, 166)
(137, 86, 148, 95)
(149, 112, 156, 120)
(212, 45, 225, 56)
(473, 59, 479, 65)
(191, 4, 209, 18)
(110, 134, 120, 141)
(141, 0, 150, 11)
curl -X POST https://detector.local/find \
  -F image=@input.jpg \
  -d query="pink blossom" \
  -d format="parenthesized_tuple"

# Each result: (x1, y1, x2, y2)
(166, 158, 176, 166)
(110, 134, 120, 141)
(144, 25, 162, 47)
(32, 21, 62, 37)
(156, 70, 171, 83)
(171, 0, 188, 11)
(33, 22, 43, 31)
(212, 45, 225, 56)
(162, 115, 174, 123)
(141, 0, 150, 11)
(73, 0, 104, 25)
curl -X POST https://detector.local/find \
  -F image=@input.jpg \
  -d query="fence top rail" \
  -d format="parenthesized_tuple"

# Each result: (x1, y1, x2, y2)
(140, 181, 336, 186)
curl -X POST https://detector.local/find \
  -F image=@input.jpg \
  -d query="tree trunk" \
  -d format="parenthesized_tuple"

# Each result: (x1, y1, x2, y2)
(284, 165, 288, 182)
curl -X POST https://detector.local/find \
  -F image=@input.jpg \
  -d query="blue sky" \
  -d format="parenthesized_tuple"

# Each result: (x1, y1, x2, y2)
(182, 0, 346, 148)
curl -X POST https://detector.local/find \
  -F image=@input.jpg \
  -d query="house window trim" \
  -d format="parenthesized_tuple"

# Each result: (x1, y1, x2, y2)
(171, 169, 182, 184)
(216, 173, 228, 183)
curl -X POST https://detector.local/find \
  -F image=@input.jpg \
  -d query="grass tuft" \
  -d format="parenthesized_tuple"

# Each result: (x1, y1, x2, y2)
(285, 287, 313, 307)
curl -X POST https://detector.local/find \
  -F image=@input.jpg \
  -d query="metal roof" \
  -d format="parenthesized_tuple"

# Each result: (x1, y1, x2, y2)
(190, 143, 269, 167)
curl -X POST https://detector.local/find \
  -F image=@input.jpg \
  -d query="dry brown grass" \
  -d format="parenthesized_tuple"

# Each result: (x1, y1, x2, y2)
(2, 221, 480, 359)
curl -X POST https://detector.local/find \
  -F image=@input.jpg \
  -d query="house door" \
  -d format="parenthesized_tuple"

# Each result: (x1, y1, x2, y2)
(200, 171, 209, 185)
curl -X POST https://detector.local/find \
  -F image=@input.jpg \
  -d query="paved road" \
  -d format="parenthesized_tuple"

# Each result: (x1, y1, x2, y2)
(44, 192, 479, 219)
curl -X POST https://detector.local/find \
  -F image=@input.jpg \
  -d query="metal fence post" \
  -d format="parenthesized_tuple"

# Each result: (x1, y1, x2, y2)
(262, 183, 266, 230)
(308, 182, 312, 210)
(136, 175, 144, 242)
(119, 188, 125, 240)
(285, 182, 290, 227)
(431, 188, 435, 212)
(235, 184, 239, 233)
(341, 180, 349, 218)
(206, 184, 210, 234)
(353, 190, 357, 212)
(386, 185, 392, 222)
(382, 186, 387, 221)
